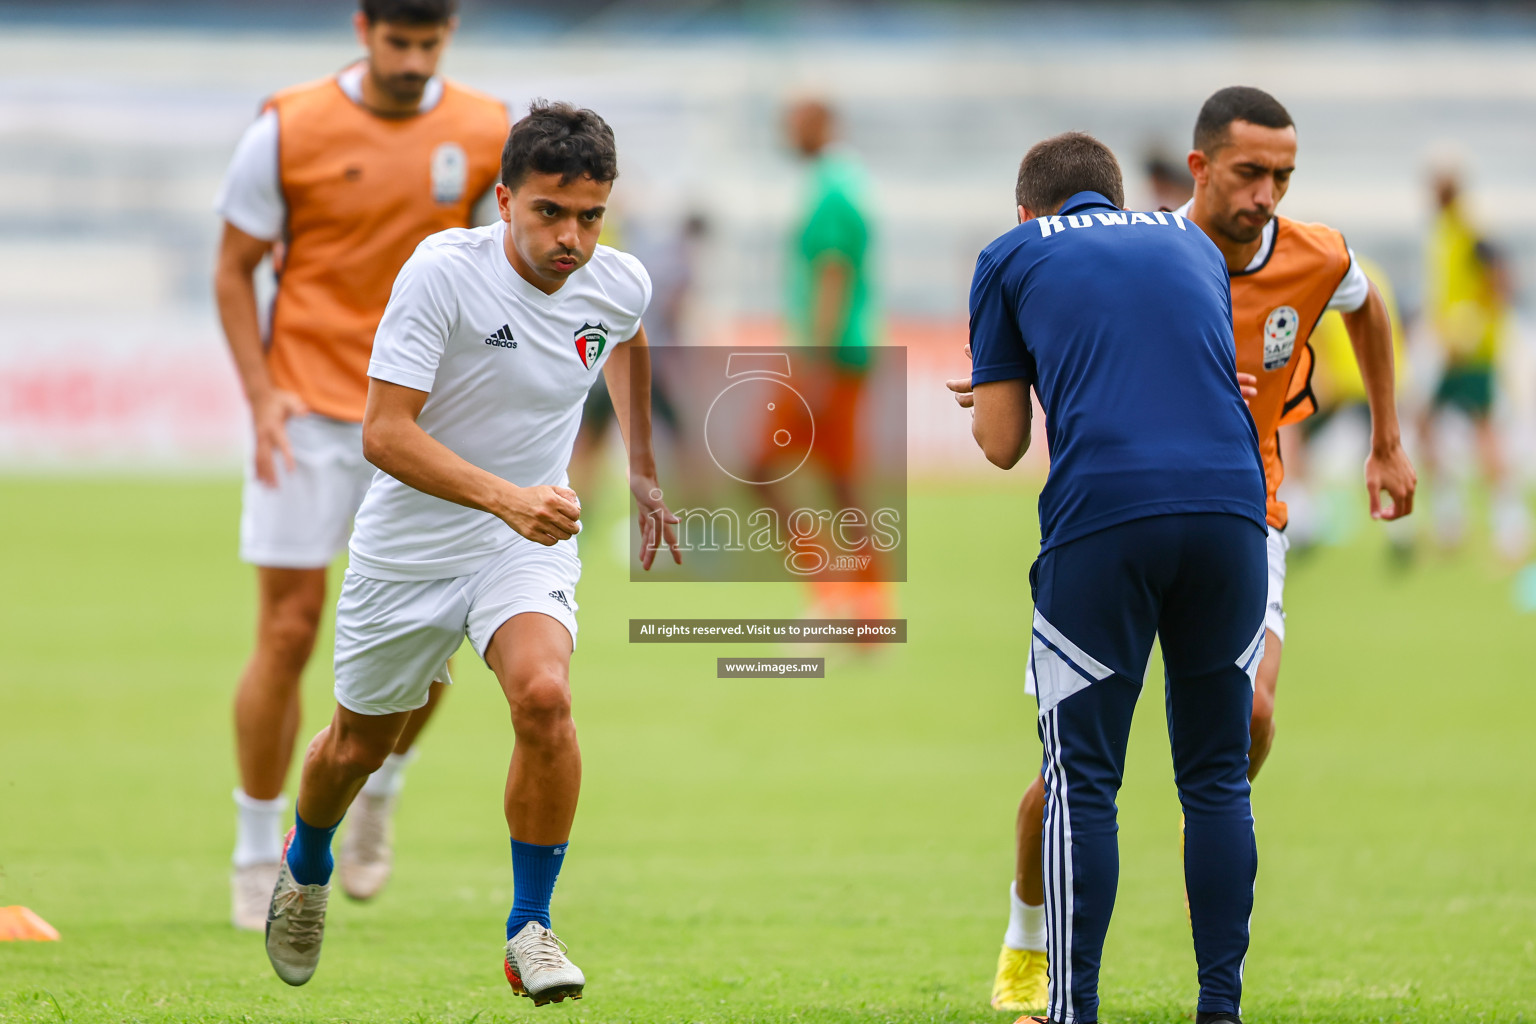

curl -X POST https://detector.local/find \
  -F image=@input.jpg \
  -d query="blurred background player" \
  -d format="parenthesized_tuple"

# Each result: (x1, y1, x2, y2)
(986, 86, 1417, 1016)
(1144, 146, 1195, 210)
(212, 0, 507, 928)
(1418, 163, 1530, 560)
(775, 98, 890, 618)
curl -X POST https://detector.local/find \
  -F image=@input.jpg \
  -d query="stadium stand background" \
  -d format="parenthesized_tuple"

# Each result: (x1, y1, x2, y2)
(0, 0, 1532, 474)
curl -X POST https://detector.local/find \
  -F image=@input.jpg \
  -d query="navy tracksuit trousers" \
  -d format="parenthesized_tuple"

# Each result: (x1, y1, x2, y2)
(1028, 512, 1267, 1023)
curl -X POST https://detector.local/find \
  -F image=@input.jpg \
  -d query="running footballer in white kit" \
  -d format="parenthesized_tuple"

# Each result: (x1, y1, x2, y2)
(262, 101, 679, 1000)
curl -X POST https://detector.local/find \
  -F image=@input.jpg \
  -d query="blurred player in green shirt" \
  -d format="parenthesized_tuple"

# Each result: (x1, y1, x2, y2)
(776, 98, 887, 618)
(786, 99, 877, 365)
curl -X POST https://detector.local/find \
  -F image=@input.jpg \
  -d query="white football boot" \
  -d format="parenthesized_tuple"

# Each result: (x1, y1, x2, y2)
(504, 921, 585, 1005)
(265, 830, 331, 986)
(338, 792, 395, 901)
(231, 861, 281, 931)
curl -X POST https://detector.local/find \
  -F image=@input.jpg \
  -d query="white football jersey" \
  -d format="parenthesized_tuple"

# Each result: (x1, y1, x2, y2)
(348, 221, 651, 581)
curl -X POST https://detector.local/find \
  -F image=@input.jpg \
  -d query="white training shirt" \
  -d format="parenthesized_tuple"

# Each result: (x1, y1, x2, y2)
(347, 222, 652, 581)
(1173, 200, 1369, 313)
(213, 65, 497, 241)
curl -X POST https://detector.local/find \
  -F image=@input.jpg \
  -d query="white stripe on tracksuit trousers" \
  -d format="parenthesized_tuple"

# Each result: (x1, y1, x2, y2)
(1041, 706, 1074, 1024)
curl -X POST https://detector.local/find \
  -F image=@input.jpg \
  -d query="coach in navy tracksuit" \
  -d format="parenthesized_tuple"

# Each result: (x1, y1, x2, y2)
(954, 132, 1268, 1024)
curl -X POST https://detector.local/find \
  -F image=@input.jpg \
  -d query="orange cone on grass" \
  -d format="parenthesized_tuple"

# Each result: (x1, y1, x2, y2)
(0, 906, 60, 941)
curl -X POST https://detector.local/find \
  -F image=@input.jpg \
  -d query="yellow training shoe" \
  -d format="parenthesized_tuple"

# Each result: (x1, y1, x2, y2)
(990, 945, 1048, 1012)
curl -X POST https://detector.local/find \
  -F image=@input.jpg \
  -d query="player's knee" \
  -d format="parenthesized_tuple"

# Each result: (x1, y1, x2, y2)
(331, 728, 394, 777)
(509, 671, 573, 734)
(260, 605, 321, 665)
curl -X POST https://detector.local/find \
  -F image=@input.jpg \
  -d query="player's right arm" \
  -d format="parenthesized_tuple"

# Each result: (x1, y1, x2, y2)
(361, 380, 581, 546)
(213, 109, 309, 487)
(961, 246, 1036, 469)
(1340, 279, 1416, 520)
(971, 380, 1033, 469)
(363, 248, 579, 546)
(213, 221, 308, 486)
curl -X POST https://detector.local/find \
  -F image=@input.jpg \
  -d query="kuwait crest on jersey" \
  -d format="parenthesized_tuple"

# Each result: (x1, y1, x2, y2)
(574, 322, 608, 369)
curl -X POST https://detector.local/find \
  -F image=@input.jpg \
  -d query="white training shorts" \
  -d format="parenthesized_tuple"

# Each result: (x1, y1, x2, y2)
(333, 539, 581, 716)
(1264, 524, 1289, 643)
(239, 415, 373, 568)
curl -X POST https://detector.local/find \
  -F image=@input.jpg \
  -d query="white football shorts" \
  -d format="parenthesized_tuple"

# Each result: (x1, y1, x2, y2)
(333, 539, 581, 716)
(239, 415, 373, 568)
(1264, 524, 1289, 643)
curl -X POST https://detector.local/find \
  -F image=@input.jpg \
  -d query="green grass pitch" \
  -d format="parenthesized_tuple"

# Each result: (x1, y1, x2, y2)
(1, 476, 1533, 1023)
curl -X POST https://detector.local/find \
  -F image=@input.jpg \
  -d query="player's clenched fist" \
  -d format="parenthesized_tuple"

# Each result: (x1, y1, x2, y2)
(501, 485, 582, 546)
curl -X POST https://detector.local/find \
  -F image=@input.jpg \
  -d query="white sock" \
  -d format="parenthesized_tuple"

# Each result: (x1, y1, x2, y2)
(360, 750, 417, 798)
(232, 789, 286, 868)
(1434, 486, 1467, 545)
(1493, 485, 1532, 558)
(1003, 881, 1047, 952)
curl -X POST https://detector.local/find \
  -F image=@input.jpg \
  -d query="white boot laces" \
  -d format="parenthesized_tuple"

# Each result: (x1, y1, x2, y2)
(274, 883, 328, 951)
(515, 924, 571, 973)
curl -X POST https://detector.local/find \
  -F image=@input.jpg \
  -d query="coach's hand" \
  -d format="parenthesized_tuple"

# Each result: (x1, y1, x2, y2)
(631, 474, 682, 570)
(251, 389, 310, 487)
(502, 485, 583, 546)
(947, 342, 976, 409)
(1365, 440, 1416, 521)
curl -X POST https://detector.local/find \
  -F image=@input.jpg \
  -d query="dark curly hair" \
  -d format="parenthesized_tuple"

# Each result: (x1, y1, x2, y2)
(1194, 86, 1294, 154)
(500, 101, 618, 190)
(359, 0, 456, 24)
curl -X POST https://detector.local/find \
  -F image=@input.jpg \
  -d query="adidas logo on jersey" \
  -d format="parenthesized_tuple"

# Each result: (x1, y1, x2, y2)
(484, 325, 517, 349)
(548, 590, 571, 611)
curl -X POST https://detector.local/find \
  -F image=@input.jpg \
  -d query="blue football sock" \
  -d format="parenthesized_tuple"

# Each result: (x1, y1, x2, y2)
(506, 839, 567, 939)
(286, 811, 340, 887)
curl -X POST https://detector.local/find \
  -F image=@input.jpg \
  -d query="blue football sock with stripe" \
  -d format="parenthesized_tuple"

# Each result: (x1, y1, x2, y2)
(285, 811, 340, 887)
(506, 839, 567, 939)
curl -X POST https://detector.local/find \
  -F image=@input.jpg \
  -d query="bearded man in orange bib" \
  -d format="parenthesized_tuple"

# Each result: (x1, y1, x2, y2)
(212, 0, 508, 930)
(986, 87, 1417, 1019)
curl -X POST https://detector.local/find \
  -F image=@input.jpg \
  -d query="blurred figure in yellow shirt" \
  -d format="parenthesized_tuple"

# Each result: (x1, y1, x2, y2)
(1418, 167, 1528, 559)
(1313, 256, 1407, 409)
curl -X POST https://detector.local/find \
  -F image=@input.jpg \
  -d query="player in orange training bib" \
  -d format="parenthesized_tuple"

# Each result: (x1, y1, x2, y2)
(212, 0, 508, 930)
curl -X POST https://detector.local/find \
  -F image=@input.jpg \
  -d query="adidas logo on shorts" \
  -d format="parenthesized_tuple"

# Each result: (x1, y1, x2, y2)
(484, 324, 517, 349)
(548, 590, 571, 611)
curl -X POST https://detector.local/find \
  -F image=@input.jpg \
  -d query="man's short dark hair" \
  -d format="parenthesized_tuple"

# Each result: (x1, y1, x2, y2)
(1193, 86, 1294, 154)
(1015, 132, 1125, 215)
(359, 0, 456, 25)
(500, 101, 619, 190)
